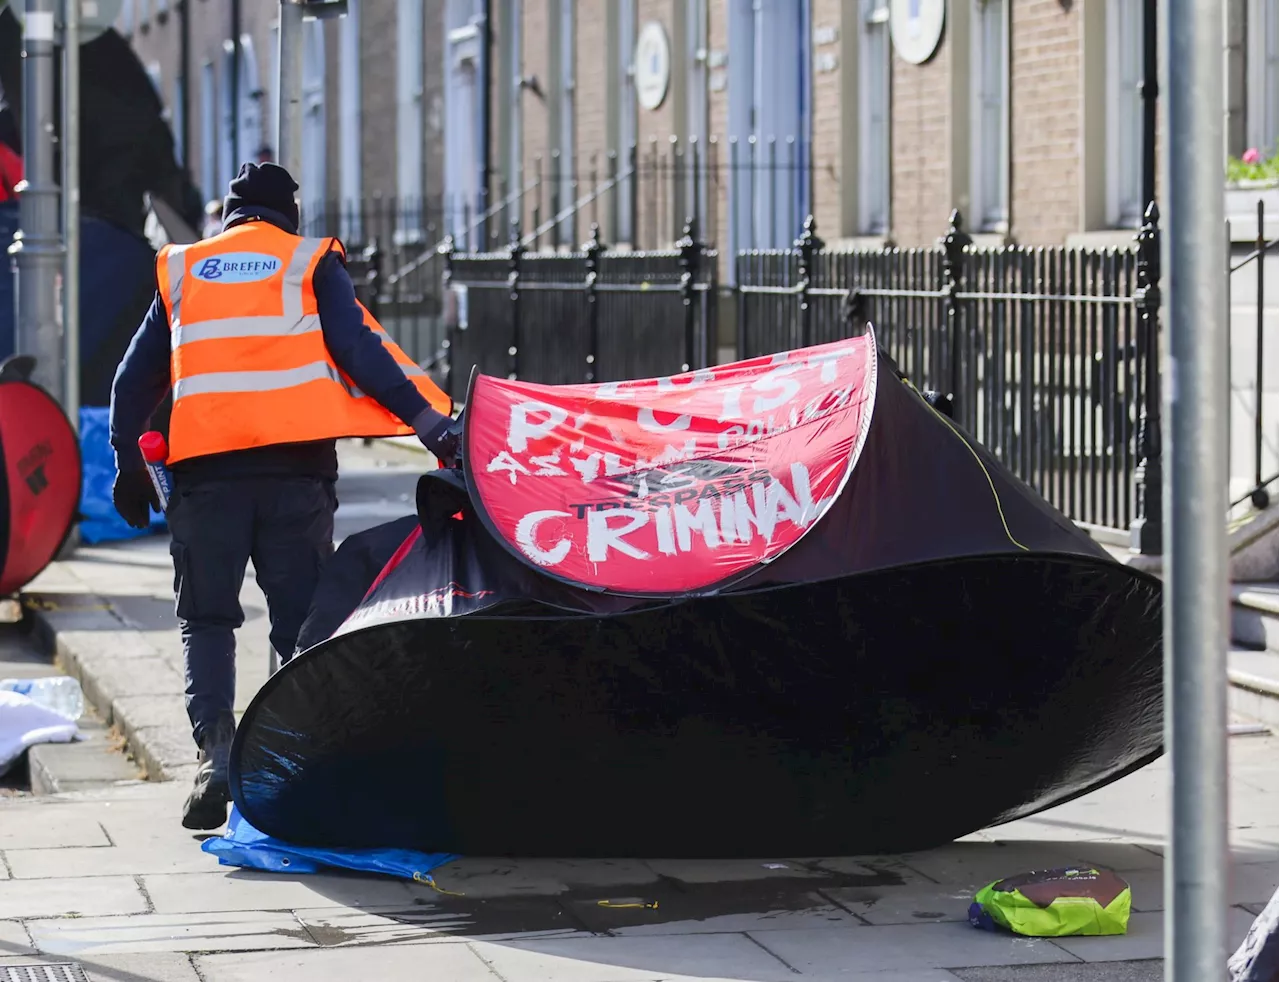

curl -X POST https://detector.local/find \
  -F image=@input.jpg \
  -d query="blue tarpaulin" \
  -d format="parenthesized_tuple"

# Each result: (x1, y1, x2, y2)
(79, 407, 165, 544)
(203, 806, 457, 883)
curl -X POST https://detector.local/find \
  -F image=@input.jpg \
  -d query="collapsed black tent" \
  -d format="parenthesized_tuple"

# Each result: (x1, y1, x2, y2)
(0, 356, 80, 595)
(231, 329, 1163, 858)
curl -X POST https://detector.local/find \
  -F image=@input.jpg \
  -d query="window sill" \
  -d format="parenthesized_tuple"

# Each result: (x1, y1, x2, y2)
(828, 235, 893, 250)
(1065, 229, 1142, 250)
(967, 231, 1012, 250)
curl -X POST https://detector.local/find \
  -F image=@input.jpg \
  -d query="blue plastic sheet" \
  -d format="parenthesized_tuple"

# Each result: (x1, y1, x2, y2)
(78, 407, 166, 544)
(202, 806, 457, 883)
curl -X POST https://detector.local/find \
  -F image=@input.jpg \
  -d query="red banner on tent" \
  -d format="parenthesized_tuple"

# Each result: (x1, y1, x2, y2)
(464, 334, 879, 595)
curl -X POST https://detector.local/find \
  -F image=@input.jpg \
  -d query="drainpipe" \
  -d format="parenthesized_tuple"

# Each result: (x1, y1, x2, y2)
(180, 0, 191, 171)
(230, 0, 241, 170)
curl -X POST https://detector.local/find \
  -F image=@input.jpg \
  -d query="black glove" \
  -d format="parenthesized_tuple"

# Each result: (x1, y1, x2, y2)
(113, 469, 160, 530)
(412, 408, 461, 467)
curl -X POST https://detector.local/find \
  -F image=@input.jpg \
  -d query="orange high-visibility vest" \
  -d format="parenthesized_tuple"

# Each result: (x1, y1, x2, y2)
(156, 222, 450, 464)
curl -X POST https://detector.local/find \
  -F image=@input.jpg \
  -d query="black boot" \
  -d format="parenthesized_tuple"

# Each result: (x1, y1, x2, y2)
(182, 716, 235, 830)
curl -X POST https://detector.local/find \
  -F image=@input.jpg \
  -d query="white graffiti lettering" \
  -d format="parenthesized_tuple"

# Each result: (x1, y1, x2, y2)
(750, 365, 803, 414)
(674, 499, 721, 551)
(488, 450, 531, 484)
(530, 451, 567, 476)
(586, 508, 651, 562)
(515, 510, 573, 566)
(637, 407, 693, 435)
(508, 462, 827, 568)
(509, 400, 569, 452)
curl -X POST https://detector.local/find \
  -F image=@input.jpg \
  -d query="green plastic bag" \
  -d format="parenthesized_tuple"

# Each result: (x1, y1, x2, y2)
(969, 866, 1132, 937)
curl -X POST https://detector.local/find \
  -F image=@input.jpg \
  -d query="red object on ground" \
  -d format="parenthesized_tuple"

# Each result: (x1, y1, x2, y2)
(464, 334, 878, 596)
(138, 431, 168, 464)
(0, 366, 81, 594)
(0, 144, 23, 203)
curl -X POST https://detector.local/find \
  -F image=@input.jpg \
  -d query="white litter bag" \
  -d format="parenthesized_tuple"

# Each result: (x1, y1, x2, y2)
(0, 690, 80, 776)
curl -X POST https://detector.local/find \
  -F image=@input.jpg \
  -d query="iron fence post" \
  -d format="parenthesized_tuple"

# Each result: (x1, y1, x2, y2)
(439, 233, 455, 396)
(678, 217, 699, 371)
(1129, 202, 1163, 555)
(362, 237, 382, 322)
(508, 219, 523, 379)
(584, 223, 604, 382)
(795, 214, 824, 349)
(941, 209, 972, 419)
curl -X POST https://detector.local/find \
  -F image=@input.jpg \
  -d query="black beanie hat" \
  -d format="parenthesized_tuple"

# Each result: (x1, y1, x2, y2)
(223, 162, 300, 232)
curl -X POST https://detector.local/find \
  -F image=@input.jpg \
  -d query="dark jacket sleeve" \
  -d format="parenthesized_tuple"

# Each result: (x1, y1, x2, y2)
(313, 252, 430, 427)
(109, 291, 173, 472)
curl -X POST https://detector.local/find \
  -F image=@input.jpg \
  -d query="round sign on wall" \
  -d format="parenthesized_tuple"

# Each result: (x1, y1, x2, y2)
(634, 21, 670, 111)
(889, 0, 946, 65)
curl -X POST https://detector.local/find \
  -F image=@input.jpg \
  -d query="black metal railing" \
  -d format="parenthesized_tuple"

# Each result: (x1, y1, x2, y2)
(438, 221, 718, 402)
(1228, 199, 1278, 512)
(297, 197, 449, 370)
(445, 136, 810, 255)
(736, 209, 1164, 544)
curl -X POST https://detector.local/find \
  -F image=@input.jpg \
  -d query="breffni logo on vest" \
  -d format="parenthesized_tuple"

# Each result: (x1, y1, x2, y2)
(192, 252, 282, 284)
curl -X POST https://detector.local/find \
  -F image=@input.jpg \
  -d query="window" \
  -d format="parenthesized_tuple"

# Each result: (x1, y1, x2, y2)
(553, 0, 574, 244)
(970, 0, 1008, 231)
(397, 0, 425, 237)
(340, 0, 362, 239)
(269, 24, 280, 156)
(728, 0, 811, 251)
(445, 1, 487, 247)
(1106, 0, 1143, 227)
(687, 0, 710, 232)
(219, 44, 235, 191)
(858, 0, 890, 235)
(1248, 0, 1279, 155)
(237, 36, 264, 168)
(200, 61, 217, 203)
(172, 77, 185, 165)
(301, 18, 328, 225)
(615, 0, 635, 243)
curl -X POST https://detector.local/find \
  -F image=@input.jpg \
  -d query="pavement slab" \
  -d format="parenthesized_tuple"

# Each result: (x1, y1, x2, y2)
(0, 954, 202, 982)
(824, 883, 988, 926)
(1050, 908, 1261, 963)
(197, 943, 500, 982)
(471, 932, 798, 982)
(140, 870, 417, 914)
(951, 964, 1161, 982)
(750, 923, 1079, 975)
(0, 875, 148, 919)
(294, 899, 588, 947)
(25, 910, 318, 957)
(6, 843, 221, 880)
(0, 808, 111, 850)
(0, 920, 35, 957)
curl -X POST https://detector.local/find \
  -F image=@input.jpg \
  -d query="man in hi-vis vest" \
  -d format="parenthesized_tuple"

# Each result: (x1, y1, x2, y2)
(109, 163, 458, 830)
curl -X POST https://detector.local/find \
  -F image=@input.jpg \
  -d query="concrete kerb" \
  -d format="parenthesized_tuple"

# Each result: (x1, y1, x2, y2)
(27, 591, 191, 785)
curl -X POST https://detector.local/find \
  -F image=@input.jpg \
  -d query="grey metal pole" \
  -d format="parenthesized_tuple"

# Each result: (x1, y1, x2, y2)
(62, 0, 80, 430)
(1162, 0, 1229, 979)
(276, 0, 303, 180)
(10, 0, 64, 400)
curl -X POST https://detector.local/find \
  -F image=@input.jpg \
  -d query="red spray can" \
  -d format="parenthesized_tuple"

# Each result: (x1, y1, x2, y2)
(138, 432, 172, 512)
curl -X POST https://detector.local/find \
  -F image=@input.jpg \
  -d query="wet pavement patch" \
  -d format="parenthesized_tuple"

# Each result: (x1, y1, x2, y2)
(343, 862, 910, 940)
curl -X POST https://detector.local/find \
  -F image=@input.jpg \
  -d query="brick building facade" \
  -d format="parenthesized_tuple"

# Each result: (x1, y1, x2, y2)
(485, 0, 1272, 251)
(122, 0, 1277, 251)
(120, 0, 446, 235)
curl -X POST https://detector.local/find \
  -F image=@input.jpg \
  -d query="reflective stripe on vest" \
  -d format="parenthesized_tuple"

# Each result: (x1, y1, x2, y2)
(157, 223, 451, 464)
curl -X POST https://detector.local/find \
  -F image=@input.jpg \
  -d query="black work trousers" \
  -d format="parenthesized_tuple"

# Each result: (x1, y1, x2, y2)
(167, 476, 336, 745)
